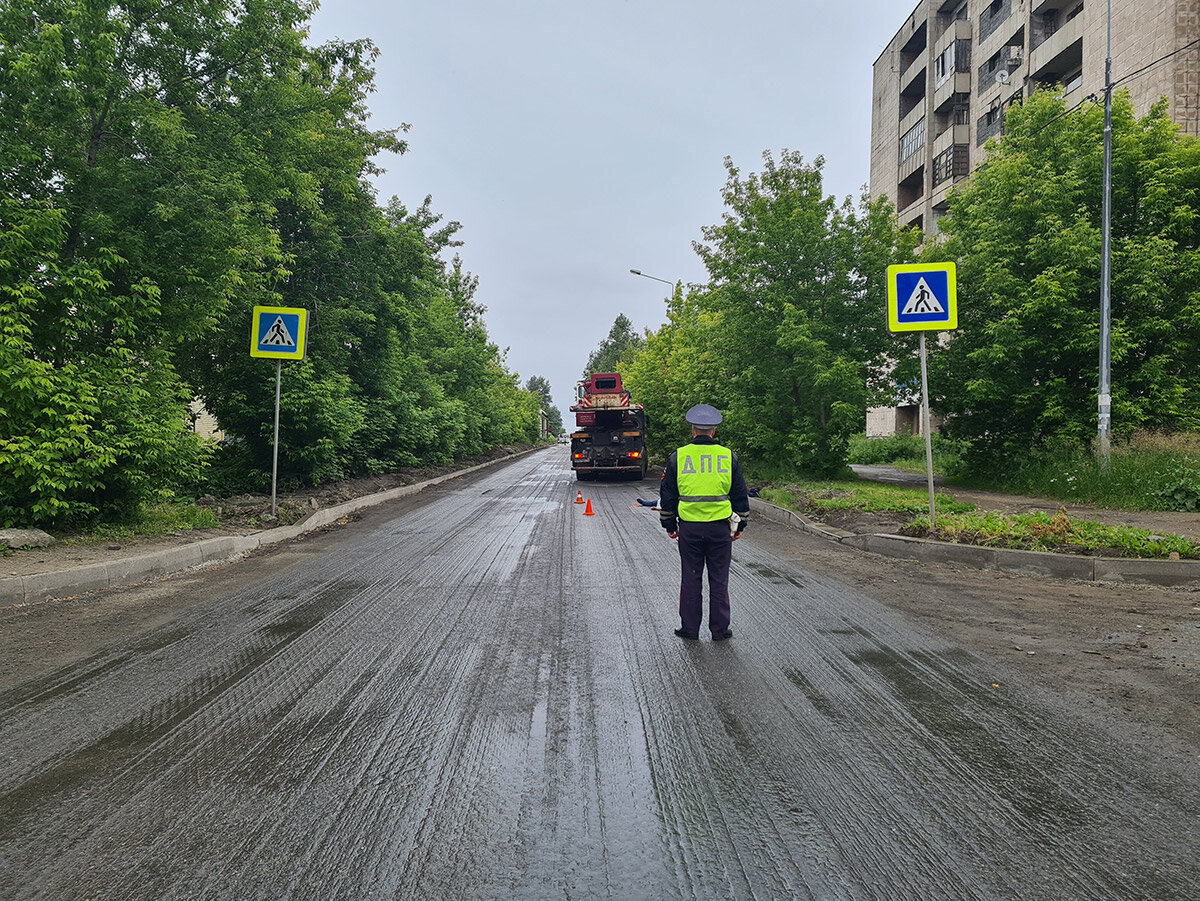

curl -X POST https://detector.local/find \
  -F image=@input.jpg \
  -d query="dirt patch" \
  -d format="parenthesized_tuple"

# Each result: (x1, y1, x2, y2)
(750, 519, 1200, 751)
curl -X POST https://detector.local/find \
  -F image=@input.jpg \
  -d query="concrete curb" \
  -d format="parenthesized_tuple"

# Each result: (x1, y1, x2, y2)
(749, 497, 1200, 589)
(2, 447, 546, 607)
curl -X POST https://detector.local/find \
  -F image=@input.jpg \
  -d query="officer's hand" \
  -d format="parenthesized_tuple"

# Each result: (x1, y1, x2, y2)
(667, 531, 678, 540)
(732, 532, 743, 541)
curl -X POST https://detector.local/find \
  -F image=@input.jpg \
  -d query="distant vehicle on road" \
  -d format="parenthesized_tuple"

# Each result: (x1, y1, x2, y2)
(569, 373, 647, 481)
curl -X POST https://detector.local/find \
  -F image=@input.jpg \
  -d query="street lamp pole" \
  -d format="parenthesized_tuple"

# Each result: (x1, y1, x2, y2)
(629, 268, 675, 287)
(1098, 0, 1113, 462)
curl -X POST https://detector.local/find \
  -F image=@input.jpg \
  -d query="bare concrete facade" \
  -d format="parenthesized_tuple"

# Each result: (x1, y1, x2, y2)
(866, 0, 1197, 436)
(871, 0, 1200, 234)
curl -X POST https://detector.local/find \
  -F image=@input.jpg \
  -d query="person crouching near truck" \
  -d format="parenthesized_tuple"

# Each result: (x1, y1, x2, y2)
(659, 404, 750, 641)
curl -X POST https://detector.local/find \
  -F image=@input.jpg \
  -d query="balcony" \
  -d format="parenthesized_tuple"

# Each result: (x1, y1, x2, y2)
(899, 147, 926, 183)
(934, 17, 971, 59)
(901, 60, 928, 98)
(1031, 0, 1067, 15)
(1029, 11, 1083, 79)
(934, 71, 972, 111)
(899, 103, 926, 145)
(933, 123, 970, 155)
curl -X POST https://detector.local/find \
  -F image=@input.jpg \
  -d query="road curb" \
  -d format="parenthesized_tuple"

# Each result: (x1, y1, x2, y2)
(749, 497, 1200, 589)
(2, 446, 547, 607)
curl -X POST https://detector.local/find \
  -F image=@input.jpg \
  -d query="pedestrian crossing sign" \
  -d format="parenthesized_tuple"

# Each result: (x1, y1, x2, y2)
(250, 306, 308, 360)
(887, 263, 957, 332)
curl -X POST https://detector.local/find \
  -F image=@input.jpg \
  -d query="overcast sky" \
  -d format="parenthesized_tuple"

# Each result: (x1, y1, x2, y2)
(307, 1, 906, 416)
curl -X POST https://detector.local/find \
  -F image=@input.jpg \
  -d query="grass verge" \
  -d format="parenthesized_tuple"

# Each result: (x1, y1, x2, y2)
(759, 479, 974, 517)
(57, 503, 220, 545)
(757, 477, 1200, 559)
(905, 510, 1200, 559)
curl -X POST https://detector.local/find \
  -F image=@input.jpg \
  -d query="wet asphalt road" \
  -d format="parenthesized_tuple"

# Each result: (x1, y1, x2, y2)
(1, 448, 1198, 900)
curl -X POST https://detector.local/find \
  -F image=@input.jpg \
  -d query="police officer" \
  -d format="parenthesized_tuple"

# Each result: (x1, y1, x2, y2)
(659, 404, 750, 641)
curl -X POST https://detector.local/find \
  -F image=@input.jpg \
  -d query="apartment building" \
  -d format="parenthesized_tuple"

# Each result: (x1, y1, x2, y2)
(870, 0, 1199, 235)
(866, 0, 1198, 438)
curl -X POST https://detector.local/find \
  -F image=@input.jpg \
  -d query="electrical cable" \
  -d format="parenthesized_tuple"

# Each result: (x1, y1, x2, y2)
(1112, 38, 1200, 89)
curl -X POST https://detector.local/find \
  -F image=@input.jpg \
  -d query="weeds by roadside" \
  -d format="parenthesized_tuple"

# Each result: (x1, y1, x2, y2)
(904, 509, 1200, 559)
(853, 430, 1200, 512)
(983, 433, 1200, 512)
(756, 477, 1200, 559)
(55, 503, 221, 545)
(759, 480, 973, 517)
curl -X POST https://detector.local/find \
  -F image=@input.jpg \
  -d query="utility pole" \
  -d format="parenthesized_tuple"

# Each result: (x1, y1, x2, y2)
(1098, 0, 1113, 463)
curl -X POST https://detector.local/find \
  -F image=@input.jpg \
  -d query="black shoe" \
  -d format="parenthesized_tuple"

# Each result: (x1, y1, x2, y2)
(673, 628, 699, 640)
(711, 629, 733, 641)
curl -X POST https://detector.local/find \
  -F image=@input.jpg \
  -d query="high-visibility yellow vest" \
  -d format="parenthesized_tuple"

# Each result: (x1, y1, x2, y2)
(676, 443, 733, 521)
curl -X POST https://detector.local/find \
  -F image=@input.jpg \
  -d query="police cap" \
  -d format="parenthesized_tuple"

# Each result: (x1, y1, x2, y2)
(684, 404, 723, 427)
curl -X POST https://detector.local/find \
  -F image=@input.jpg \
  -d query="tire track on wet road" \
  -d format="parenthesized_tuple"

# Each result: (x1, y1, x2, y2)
(1, 449, 1197, 899)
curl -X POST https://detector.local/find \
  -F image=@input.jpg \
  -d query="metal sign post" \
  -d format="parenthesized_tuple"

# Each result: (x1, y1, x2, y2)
(887, 263, 958, 528)
(919, 332, 935, 525)
(250, 306, 309, 517)
(271, 360, 282, 516)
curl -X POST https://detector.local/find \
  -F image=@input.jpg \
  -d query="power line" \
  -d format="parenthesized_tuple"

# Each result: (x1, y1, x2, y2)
(1014, 38, 1200, 139)
(1113, 37, 1200, 90)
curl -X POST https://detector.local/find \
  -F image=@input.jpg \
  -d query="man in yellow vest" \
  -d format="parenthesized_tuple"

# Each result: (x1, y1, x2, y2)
(659, 404, 750, 641)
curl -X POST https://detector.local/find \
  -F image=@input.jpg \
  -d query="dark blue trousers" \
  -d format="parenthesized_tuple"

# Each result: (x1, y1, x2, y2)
(677, 519, 732, 636)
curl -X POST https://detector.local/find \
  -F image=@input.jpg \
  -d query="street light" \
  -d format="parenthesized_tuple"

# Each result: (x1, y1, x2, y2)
(629, 268, 675, 286)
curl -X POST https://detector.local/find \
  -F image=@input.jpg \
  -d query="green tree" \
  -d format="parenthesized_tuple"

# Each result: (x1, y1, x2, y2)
(0, 0, 335, 523)
(583, 314, 645, 377)
(622, 286, 728, 461)
(688, 150, 918, 474)
(525, 376, 563, 436)
(932, 90, 1200, 467)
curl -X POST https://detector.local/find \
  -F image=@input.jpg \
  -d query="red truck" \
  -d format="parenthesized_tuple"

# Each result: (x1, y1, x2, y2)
(569, 373, 648, 481)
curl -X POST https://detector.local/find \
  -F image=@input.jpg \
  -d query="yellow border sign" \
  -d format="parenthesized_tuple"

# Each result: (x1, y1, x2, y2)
(250, 306, 308, 360)
(887, 263, 957, 332)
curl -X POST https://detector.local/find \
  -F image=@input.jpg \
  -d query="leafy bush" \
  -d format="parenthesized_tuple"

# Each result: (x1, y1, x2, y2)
(847, 433, 924, 465)
(1154, 463, 1200, 512)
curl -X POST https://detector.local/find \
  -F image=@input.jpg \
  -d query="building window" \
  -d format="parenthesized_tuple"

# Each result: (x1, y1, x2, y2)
(900, 118, 926, 163)
(933, 145, 970, 186)
(979, 0, 1011, 42)
(953, 94, 971, 125)
(935, 42, 955, 84)
(976, 91, 1022, 145)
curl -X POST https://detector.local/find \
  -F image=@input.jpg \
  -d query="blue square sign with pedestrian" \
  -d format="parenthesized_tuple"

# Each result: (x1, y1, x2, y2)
(887, 263, 957, 332)
(250, 306, 308, 360)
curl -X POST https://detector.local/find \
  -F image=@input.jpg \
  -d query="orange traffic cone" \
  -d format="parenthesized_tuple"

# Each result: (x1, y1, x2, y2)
(574, 490, 584, 504)
(584, 498, 595, 516)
